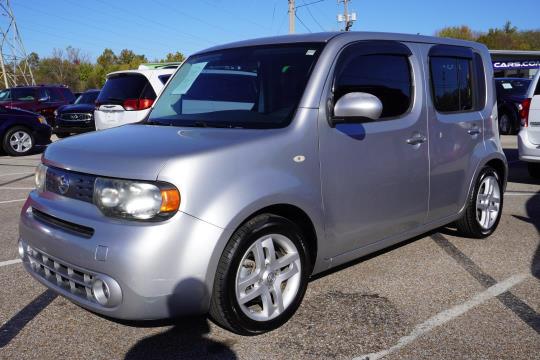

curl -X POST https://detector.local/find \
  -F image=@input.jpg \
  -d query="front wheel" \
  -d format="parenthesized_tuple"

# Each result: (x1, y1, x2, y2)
(209, 214, 310, 335)
(2, 126, 34, 156)
(455, 166, 503, 238)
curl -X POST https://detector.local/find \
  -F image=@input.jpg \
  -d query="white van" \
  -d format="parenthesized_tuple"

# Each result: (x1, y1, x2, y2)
(518, 70, 540, 178)
(94, 67, 176, 130)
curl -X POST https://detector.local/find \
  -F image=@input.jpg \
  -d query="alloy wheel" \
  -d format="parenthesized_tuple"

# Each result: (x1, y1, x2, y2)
(235, 234, 302, 322)
(9, 130, 33, 153)
(475, 175, 501, 230)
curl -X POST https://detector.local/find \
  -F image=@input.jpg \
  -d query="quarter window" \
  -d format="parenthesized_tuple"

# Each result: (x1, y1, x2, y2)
(334, 51, 412, 119)
(430, 57, 473, 112)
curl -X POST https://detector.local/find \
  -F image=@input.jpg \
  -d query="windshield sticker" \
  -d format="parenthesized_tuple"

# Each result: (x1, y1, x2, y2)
(306, 49, 316, 56)
(501, 83, 513, 89)
(172, 62, 207, 95)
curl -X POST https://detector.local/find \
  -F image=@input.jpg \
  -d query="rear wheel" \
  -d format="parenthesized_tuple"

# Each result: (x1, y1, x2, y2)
(498, 112, 515, 135)
(528, 163, 540, 178)
(209, 214, 310, 335)
(2, 126, 34, 156)
(455, 167, 503, 238)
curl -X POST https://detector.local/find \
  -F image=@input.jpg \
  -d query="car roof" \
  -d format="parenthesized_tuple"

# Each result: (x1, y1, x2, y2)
(194, 31, 486, 55)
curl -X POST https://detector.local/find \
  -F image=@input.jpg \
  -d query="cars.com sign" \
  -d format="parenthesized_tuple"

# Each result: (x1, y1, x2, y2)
(493, 60, 540, 69)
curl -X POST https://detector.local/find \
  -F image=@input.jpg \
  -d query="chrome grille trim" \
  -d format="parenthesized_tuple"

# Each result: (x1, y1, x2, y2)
(25, 245, 96, 303)
(59, 112, 92, 121)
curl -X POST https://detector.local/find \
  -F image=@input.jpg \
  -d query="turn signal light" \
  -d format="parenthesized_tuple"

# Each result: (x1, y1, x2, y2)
(160, 189, 180, 213)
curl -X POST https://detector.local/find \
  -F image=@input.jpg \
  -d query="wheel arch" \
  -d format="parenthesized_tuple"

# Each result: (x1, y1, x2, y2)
(226, 203, 319, 274)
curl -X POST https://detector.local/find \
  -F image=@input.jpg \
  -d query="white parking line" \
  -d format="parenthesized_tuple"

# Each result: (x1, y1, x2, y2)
(505, 191, 540, 196)
(0, 258, 22, 267)
(0, 199, 26, 204)
(0, 172, 33, 178)
(354, 273, 528, 360)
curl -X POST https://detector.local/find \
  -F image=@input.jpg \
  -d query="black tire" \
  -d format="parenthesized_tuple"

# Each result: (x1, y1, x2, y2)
(498, 111, 516, 135)
(2, 126, 35, 156)
(528, 163, 540, 179)
(455, 166, 503, 238)
(209, 213, 311, 335)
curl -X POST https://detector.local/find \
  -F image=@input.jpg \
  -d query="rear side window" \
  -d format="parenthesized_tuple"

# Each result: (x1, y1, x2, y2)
(158, 74, 171, 85)
(11, 88, 36, 101)
(334, 45, 412, 119)
(430, 57, 473, 112)
(97, 74, 156, 105)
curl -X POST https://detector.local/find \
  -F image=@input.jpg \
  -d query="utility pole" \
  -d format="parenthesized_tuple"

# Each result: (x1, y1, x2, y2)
(0, 0, 35, 88)
(337, 0, 356, 31)
(288, 0, 295, 34)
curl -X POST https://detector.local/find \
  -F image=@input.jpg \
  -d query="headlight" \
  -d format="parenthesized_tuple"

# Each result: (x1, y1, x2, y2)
(35, 164, 48, 192)
(93, 178, 180, 220)
(37, 115, 47, 125)
(53, 110, 58, 117)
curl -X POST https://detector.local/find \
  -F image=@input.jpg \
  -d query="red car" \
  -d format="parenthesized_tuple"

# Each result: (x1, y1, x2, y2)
(0, 85, 76, 128)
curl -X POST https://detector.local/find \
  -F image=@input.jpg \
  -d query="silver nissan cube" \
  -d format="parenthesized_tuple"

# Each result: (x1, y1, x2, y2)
(19, 32, 507, 335)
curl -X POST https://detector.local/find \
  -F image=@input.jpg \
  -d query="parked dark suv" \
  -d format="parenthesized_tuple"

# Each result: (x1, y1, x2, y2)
(0, 85, 76, 128)
(54, 89, 100, 137)
(495, 78, 532, 135)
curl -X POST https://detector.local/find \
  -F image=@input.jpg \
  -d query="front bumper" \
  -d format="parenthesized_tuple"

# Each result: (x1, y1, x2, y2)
(33, 124, 52, 146)
(518, 129, 540, 163)
(19, 190, 229, 320)
(54, 118, 95, 134)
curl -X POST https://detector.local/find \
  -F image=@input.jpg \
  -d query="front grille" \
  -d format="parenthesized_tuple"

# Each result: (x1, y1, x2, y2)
(59, 113, 92, 121)
(32, 208, 94, 238)
(25, 245, 97, 303)
(45, 167, 96, 203)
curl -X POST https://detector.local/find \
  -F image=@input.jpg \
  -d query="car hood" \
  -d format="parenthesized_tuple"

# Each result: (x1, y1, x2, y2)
(0, 106, 39, 117)
(43, 124, 276, 180)
(58, 103, 95, 113)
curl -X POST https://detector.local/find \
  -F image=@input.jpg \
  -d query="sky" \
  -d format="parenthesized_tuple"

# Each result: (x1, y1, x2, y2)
(7, 0, 540, 62)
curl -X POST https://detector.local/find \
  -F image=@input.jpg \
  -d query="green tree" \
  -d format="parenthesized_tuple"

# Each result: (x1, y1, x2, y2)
(436, 26, 475, 41)
(160, 51, 185, 63)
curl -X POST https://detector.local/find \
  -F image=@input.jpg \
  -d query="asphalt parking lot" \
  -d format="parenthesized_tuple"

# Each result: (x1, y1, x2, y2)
(0, 135, 538, 359)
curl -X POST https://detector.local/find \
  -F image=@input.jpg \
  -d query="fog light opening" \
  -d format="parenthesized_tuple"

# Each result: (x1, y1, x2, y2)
(92, 278, 111, 306)
(18, 240, 25, 259)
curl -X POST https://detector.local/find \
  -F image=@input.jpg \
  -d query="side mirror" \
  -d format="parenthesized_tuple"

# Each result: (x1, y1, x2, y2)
(38, 96, 49, 103)
(332, 92, 383, 126)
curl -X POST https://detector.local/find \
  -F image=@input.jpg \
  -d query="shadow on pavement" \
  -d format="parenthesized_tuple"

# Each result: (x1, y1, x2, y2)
(124, 278, 236, 360)
(512, 191, 540, 279)
(125, 317, 236, 360)
(0, 289, 57, 348)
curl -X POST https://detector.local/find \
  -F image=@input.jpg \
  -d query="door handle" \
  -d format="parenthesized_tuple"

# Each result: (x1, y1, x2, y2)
(406, 134, 427, 145)
(467, 128, 481, 136)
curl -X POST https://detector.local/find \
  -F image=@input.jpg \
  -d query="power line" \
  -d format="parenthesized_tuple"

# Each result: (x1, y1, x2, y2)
(302, 1, 325, 31)
(295, 13, 312, 33)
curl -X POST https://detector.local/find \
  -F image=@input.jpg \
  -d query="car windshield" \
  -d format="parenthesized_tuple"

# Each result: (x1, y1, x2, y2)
(75, 91, 99, 105)
(496, 79, 531, 96)
(148, 43, 324, 129)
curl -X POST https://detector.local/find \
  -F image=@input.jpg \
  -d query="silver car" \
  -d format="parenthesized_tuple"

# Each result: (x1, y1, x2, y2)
(19, 32, 507, 335)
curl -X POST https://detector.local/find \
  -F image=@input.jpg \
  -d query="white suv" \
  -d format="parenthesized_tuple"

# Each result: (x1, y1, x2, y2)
(518, 70, 540, 178)
(94, 66, 176, 130)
